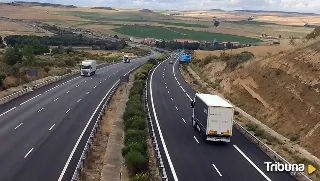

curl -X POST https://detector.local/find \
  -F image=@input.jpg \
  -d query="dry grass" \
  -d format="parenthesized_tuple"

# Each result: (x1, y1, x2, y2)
(0, 20, 34, 31)
(195, 44, 292, 59)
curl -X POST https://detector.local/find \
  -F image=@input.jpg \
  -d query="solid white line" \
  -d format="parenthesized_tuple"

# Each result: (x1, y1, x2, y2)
(49, 124, 55, 131)
(15, 123, 23, 129)
(181, 86, 185, 92)
(175, 106, 178, 110)
(77, 99, 81, 102)
(212, 164, 222, 177)
(186, 93, 192, 101)
(233, 145, 271, 181)
(149, 60, 178, 181)
(66, 109, 70, 114)
(58, 80, 120, 181)
(54, 98, 59, 102)
(182, 118, 186, 123)
(20, 94, 42, 105)
(193, 136, 199, 143)
(38, 108, 44, 112)
(24, 148, 34, 158)
(0, 107, 16, 117)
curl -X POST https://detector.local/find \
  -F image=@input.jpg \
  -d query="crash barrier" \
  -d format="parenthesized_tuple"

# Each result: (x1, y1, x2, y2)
(176, 63, 313, 181)
(144, 57, 171, 181)
(70, 63, 145, 181)
(0, 61, 120, 105)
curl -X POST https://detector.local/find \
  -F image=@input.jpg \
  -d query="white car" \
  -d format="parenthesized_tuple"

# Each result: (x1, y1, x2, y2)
(169, 60, 173, 64)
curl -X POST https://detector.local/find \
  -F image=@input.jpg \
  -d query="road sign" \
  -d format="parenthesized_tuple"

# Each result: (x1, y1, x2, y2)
(183, 53, 191, 62)
(28, 69, 38, 77)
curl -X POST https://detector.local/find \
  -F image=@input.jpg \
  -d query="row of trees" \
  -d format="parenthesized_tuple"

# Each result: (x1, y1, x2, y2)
(0, 36, 5, 48)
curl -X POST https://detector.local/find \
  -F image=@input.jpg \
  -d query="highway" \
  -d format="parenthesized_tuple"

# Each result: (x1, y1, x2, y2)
(147, 55, 296, 181)
(0, 53, 158, 181)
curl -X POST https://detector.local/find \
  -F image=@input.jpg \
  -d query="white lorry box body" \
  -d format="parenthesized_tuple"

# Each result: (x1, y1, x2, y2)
(81, 60, 97, 76)
(123, 55, 130, 63)
(191, 93, 234, 142)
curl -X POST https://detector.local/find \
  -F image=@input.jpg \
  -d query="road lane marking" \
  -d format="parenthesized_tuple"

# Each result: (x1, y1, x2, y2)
(175, 106, 178, 110)
(58, 80, 120, 181)
(182, 118, 186, 123)
(166, 86, 168, 89)
(54, 98, 59, 102)
(186, 93, 192, 101)
(0, 107, 16, 117)
(233, 145, 271, 181)
(193, 136, 199, 143)
(38, 108, 44, 112)
(94, 86, 96, 88)
(49, 124, 55, 131)
(66, 91, 69, 94)
(171, 97, 173, 101)
(15, 123, 23, 129)
(212, 164, 222, 177)
(168, 91, 170, 94)
(149, 60, 178, 181)
(86, 92, 89, 94)
(77, 99, 81, 102)
(24, 148, 34, 158)
(20, 94, 42, 105)
(84, 80, 86, 83)
(66, 109, 70, 114)
(181, 86, 185, 92)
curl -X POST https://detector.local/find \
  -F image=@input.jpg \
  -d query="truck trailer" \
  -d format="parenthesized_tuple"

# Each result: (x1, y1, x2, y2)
(123, 55, 130, 63)
(81, 60, 97, 76)
(191, 93, 234, 142)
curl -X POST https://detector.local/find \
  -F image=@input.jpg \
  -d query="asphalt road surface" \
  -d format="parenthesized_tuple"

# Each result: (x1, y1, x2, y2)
(147, 55, 296, 181)
(0, 53, 158, 181)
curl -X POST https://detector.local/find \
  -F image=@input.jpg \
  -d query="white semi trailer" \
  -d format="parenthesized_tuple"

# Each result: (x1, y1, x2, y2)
(191, 93, 234, 142)
(81, 60, 97, 76)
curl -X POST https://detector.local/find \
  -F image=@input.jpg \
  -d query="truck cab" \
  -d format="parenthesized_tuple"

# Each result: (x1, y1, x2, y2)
(191, 93, 234, 142)
(81, 60, 97, 76)
(123, 55, 130, 63)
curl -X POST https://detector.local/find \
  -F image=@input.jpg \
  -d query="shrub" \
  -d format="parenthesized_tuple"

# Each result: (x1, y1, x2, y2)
(124, 116, 146, 131)
(130, 173, 150, 181)
(122, 142, 147, 157)
(124, 129, 146, 146)
(125, 151, 148, 175)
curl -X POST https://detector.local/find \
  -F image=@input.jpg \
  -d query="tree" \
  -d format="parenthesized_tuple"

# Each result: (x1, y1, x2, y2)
(213, 20, 220, 27)
(22, 45, 35, 65)
(4, 47, 22, 66)
(0, 36, 3, 45)
(114, 34, 119, 39)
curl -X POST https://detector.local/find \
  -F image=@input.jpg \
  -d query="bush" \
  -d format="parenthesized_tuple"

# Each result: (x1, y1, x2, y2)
(125, 129, 146, 145)
(124, 116, 146, 131)
(125, 151, 148, 175)
(122, 142, 147, 157)
(226, 51, 254, 69)
(130, 173, 150, 181)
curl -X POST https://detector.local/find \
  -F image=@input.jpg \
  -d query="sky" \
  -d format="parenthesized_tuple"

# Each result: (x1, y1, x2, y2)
(1, 0, 320, 13)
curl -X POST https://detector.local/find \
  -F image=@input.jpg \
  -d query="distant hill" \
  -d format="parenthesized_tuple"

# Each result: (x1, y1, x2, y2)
(139, 9, 154, 13)
(91, 7, 115, 10)
(8, 1, 77, 8)
(234, 9, 319, 16)
(209, 9, 225, 12)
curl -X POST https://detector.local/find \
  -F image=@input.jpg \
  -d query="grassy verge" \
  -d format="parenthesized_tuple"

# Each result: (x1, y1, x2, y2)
(122, 57, 163, 181)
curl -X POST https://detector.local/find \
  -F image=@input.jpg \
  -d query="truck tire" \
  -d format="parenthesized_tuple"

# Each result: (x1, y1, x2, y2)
(200, 131, 207, 141)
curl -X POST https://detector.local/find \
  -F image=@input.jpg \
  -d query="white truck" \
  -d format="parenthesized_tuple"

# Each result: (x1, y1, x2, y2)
(191, 93, 234, 142)
(123, 55, 130, 63)
(81, 60, 97, 76)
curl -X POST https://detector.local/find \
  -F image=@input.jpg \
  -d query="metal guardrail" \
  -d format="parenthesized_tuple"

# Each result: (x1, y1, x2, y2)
(0, 61, 119, 105)
(144, 57, 170, 181)
(70, 63, 145, 181)
(233, 120, 312, 181)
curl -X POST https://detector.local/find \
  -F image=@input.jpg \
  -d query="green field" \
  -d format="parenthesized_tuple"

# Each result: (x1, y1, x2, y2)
(112, 25, 262, 43)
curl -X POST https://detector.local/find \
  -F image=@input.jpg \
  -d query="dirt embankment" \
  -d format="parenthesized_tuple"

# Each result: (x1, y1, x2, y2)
(192, 39, 320, 159)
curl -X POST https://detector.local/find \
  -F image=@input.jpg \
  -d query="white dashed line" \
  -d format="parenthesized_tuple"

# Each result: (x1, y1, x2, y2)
(86, 92, 89, 94)
(233, 145, 271, 181)
(24, 148, 34, 158)
(99, 81, 102, 84)
(20, 94, 42, 105)
(93, 86, 96, 89)
(168, 91, 170, 94)
(193, 136, 199, 143)
(91, 78, 93, 79)
(171, 97, 173, 101)
(182, 118, 186, 123)
(84, 80, 86, 83)
(14, 123, 23, 129)
(49, 124, 55, 131)
(76, 85, 79, 87)
(212, 164, 222, 177)
(38, 108, 44, 112)
(177, 81, 180, 86)
(66, 91, 70, 94)
(66, 109, 70, 114)
(180, 86, 185, 92)
(77, 99, 81, 102)
(0, 107, 16, 117)
(175, 106, 178, 110)
(186, 93, 192, 101)
(54, 98, 59, 102)
(166, 86, 168, 89)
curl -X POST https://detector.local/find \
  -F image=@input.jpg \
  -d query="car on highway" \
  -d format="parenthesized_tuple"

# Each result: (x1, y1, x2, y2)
(169, 60, 173, 64)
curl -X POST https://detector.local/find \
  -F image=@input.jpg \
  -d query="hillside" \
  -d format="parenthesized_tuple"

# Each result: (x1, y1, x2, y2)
(192, 38, 320, 158)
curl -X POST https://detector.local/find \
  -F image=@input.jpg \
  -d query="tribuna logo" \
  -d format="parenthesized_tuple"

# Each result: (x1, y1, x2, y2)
(264, 162, 304, 175)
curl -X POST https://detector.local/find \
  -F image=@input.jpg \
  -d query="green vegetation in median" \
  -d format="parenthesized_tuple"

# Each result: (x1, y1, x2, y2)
(122, 62, 154, 180)
(112, 25, 262, 44)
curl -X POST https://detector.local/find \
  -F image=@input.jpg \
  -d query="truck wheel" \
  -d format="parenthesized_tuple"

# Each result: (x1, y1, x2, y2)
(200, 131, 207, 141)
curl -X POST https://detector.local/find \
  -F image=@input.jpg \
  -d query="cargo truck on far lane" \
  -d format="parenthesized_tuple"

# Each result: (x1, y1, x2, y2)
(191, 93, 234, 142)
(81, 60, 97, 76)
